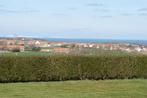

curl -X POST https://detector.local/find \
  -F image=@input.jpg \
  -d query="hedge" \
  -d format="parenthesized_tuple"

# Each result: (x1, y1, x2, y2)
(0, 55, 147, 82)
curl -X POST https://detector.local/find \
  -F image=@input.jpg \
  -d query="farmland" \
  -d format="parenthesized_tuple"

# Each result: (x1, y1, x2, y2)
(0, 49, 141, 57)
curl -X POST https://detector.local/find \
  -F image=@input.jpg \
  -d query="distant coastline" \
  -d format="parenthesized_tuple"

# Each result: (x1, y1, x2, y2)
(1, 37, 147, 45)
(46, 38, 147, 45)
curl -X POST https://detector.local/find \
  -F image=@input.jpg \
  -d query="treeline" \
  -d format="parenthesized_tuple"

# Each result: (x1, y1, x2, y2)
(0, 55, 147, 82)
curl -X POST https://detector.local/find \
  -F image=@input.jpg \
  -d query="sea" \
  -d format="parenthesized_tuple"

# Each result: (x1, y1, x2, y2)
(46, 38, 147, 46)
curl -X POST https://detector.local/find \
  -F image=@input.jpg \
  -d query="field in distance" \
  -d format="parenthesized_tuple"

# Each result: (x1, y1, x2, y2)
(0, 80, 147, 98)
(0, 49, 142, 57)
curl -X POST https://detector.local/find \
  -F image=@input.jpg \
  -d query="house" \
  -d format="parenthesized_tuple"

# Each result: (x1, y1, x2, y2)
(19, 44, 25, 52)
(40, 48, 52, 52)
(125, 48, 133, 52)
(53, 48, 71, 54)
(89, 44, 94, 48)
(35, 41, 41, 45)
(135, 47, 142, 52)
(5, 44, 25, 52)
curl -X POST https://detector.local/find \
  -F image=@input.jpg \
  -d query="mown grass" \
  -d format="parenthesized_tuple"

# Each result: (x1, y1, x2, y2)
(0, 80, 147, 98)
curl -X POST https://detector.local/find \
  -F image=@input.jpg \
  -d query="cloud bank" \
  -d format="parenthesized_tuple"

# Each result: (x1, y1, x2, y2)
(0, 8, 39, 14)
(85, 3, 104, 7)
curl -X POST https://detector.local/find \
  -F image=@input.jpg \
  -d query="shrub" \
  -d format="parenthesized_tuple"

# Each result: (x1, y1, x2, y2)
(0, 55, 147, 82)
(32, 46, 41, 51)
(12, 48, 20, 52)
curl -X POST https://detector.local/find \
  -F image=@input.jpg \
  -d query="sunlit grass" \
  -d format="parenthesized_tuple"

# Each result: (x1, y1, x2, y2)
(0, 80, 147, 98)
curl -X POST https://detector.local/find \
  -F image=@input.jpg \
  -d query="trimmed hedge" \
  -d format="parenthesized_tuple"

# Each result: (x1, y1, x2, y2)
(0, 55, 147, 82)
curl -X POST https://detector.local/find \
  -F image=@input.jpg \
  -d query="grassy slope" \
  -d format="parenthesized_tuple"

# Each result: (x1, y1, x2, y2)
(0, 80, 147, 98)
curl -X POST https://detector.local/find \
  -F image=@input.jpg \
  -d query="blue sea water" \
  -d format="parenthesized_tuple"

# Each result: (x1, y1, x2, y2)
(46, 38, 147, 45)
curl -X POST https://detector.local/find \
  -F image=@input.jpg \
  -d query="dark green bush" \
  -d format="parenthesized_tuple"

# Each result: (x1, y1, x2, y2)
(32, 46, 41, 51)
(12, 48, 20, 52)
(0, 55, 147, 82)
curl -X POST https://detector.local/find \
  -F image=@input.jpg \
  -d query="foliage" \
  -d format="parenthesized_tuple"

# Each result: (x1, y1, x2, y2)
(32, 46, 41, 51)
(11, 48, 20, 52)
(0, 55, 147, 82)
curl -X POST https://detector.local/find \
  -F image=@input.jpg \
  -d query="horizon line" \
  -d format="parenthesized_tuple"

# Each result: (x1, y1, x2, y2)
(0, 36, 147, 41)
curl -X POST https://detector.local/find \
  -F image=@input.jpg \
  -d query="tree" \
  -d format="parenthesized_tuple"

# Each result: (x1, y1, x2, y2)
(32, 46, 41, 51)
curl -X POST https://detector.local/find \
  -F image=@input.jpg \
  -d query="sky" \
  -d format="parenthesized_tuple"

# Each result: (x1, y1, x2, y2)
(0, 0, 147, 40)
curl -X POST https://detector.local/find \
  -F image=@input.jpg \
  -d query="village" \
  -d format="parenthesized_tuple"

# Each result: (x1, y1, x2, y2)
(0, 37, 147, 54)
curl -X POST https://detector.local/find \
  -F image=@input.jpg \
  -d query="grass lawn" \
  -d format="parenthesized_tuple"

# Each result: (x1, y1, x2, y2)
(0, 80, 147, 98)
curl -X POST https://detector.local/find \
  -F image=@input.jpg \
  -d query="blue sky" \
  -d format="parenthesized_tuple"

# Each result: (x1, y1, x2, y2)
(0, 0, 147, 40)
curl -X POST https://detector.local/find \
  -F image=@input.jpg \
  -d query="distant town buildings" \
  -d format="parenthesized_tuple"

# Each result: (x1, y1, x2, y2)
(0, 37, 147, 54)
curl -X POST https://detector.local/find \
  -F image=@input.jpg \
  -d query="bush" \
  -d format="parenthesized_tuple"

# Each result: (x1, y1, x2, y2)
(0, 55, 147, 82)
(32, 46, 41, 51)
(12, 48, 20, 52)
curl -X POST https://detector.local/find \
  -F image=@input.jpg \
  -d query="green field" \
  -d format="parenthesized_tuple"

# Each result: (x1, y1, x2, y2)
(0, 80, 147, 98)
(0, 49, 141, 57)
(0, 51, 53, 56)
